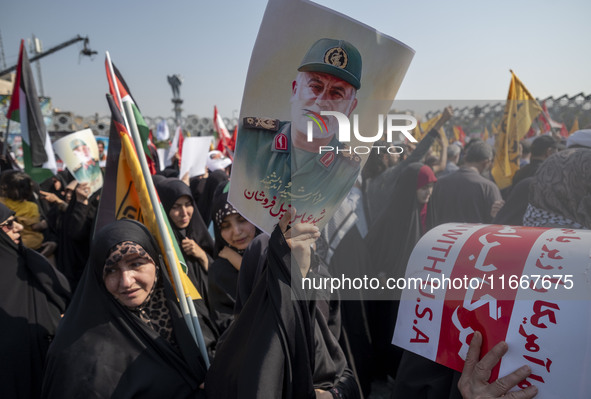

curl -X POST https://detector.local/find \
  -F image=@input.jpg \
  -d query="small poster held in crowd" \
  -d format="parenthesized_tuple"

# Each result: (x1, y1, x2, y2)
(156, 148, 168, 171)
(180, 136, 214, 178)
(96, 136, 109, 168)
(393, 223, 591, 399)
(228, 0, 415, 234)
(53, 129, 103, 195)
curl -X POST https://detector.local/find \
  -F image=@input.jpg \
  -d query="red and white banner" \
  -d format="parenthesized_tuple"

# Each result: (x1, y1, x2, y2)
(393, 223, 591, 399)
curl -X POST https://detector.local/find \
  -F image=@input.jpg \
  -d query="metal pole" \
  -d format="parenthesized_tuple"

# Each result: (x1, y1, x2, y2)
(105, 52, 131, 133)
(122, 101, 209, 365)
(0, 35, 87, 77)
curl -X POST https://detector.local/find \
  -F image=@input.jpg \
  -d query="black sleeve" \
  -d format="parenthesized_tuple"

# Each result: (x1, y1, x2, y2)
(329, 367, 361, 399)
(234, 234, 269, 315)
(366, 129, 439, 223)
(401, 128, 439, 166)
(208, 258, 238, 334)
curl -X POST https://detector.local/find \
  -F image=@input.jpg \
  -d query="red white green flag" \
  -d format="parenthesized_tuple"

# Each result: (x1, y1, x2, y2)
(6, 40, 57, 181)
(105, 58, 157, 174)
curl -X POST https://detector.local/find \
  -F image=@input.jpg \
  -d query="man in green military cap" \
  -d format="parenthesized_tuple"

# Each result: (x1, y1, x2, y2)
(70, 138, 101, 190)
(234, 38, 363, 233)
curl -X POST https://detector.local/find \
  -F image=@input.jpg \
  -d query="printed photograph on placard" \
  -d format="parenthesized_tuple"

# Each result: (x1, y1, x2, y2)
(229, 0, 415, 234)
(95, 136, 109, 168)
(53, 129, 103, 195)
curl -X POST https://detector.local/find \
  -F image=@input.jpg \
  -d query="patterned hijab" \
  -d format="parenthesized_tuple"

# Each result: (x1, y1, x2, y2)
(104, 241, 176, 346)
(211, 182, 260, 257)
(524, 148, 591, 229)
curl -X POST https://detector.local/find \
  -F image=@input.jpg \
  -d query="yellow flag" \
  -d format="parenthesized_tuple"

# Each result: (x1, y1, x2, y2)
(491, 71, 543, 189)
(569, 119, 579, 134)
(491, 120, 500, 137)
(118, 130, 201, 299)
(482, 127, 489, 141)
(413, 114, 442, 141)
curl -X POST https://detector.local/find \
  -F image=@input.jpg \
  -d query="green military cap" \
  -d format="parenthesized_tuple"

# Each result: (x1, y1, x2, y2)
(70, 138, 86, 150)
(298, 38, 362, 90)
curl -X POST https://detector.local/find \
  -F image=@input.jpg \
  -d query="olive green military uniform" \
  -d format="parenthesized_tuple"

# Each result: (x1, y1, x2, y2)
(234, 118, 360, 231)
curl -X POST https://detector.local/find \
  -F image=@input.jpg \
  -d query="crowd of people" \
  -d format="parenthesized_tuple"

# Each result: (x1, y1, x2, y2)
(1, 118, 589, 398)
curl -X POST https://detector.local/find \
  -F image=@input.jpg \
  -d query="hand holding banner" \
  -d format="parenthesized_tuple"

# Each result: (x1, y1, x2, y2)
(393, 223, 591, 399)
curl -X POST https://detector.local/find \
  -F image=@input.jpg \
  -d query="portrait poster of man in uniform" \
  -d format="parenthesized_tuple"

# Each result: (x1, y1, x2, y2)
(53, 128, 103, 196)
(229, 0, 415, 234)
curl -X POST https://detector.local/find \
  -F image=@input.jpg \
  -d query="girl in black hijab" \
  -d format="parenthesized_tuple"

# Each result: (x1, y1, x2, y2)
(42, 219, 216, 398)
(205, 212, 361, 398)
(208, 183, 259, 333)
(156, 178, 215, 307)
(0, 202, 70, 399)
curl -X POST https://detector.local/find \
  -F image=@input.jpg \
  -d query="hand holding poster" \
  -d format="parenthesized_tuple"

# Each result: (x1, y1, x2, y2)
(393, 223, 591, 399)
(229, 0, 415, 234)
(53, 129, 103, 195)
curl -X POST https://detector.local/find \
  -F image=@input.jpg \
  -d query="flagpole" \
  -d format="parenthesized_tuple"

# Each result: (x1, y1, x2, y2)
(1, 119, 9, 157)
(105, 52, 131, 133)
(123, 100, 210, 366)
(186, 295, 210, 368)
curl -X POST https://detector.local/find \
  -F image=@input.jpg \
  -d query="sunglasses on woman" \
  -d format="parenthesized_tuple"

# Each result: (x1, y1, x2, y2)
(0, 217, 17, 229)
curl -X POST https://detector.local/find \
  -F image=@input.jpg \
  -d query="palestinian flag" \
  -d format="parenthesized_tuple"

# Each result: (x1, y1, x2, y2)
(105, 58, 157, 174)
(6, 40, 56, 181)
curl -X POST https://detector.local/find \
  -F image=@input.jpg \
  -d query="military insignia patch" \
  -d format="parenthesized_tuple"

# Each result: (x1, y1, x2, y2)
(274, 133, 288, 151)
(243, 117, 280, 131)
(323, 47, 348, 69)
(339, 145, 362, 164)
(320, 151, 335, 167)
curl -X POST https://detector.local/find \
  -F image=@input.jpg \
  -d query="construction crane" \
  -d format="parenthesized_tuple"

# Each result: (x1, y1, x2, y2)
(0, 29, 7, 69)
(0, 34, 96, 77)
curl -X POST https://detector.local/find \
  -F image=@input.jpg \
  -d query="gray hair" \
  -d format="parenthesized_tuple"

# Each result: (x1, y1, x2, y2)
(464, 142, 493, 163)
(447, 144, 461, 158)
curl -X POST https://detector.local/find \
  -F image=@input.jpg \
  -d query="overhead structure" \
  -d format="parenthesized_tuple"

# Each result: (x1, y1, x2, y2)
(0, 34, 96, 78)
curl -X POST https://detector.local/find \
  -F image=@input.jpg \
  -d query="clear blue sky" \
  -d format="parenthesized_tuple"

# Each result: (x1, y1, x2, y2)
(2, 0, 590, 120)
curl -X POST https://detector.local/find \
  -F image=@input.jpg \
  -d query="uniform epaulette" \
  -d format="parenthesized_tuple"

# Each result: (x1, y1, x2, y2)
(338, 144, 362, 164)
(243, 117, 280, 132)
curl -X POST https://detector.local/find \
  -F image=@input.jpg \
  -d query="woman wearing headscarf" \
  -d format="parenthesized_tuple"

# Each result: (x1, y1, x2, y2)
(206, 210, 362, 398)
(156, 178, 215, 307)
(42, 219, 216, 398)
(208, 183, 259, 334)
(365, 162, 438, 380)
(55, 181, 98, 291)
(0, 202, 70, 399)
(0, 170, 46, 250)
(523, 147, 591, 229)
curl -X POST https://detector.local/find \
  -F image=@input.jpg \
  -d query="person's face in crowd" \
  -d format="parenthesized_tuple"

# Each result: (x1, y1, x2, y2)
(220, 213, 256, 250)
(53, 177, 62, 192)
(416, 182, 435, 204)
(1, 216, 24, 244)
(384, 153, 399, 168)
(65, 188, 74, 202)
(169, 195, 193, 229)
(73, 144, 93, 163)
(65, 180, 77, 202)
(103, 243, 156, 308)
(290, 71, 357, 140)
